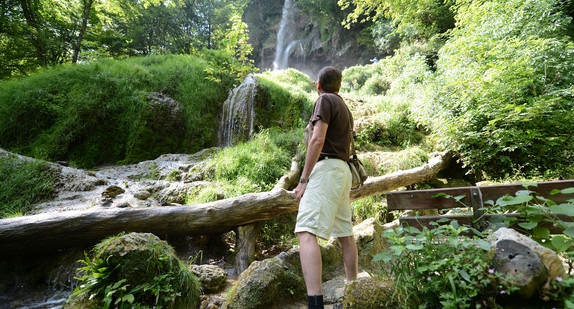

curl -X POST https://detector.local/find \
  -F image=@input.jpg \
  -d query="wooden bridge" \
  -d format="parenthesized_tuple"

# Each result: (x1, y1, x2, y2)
(386, 180, 574, 233)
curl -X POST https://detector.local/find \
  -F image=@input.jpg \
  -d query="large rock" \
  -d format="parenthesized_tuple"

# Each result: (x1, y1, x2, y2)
(190, 264, 228, 294)
(125, 92, 187, 163)
(222, 249, 306, 309)
(65, 232, 201, 309)
(340, 272, 396, 309)
(491, 239, 547, 299)
(223, 218, 390, 308)
(489, 228, 567, 299)
(351, 218, 391, 273)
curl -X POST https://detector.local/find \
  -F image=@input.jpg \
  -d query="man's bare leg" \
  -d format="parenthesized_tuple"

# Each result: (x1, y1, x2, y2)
(297, 231, 323, 295)
(338, 236, 358, 281)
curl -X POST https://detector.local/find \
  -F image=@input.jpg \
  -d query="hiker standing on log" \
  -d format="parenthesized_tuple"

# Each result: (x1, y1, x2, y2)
(293, 66, 358, 309)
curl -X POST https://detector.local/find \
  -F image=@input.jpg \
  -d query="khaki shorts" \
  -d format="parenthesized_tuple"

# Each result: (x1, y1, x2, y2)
(295, 158, 353, 240)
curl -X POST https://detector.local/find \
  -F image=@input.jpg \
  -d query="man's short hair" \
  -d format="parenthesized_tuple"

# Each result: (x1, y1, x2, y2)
(318, 67, 342, 93)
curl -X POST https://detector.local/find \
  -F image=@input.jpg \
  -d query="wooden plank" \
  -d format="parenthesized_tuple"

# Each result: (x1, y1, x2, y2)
(399, 215, 473, 230)
(399, 213, 572, 234)
(387, 187, 475, 211)
(387, 180, 574, 211)
(470, 187, 485, 227)
(479, 180, 574, 204)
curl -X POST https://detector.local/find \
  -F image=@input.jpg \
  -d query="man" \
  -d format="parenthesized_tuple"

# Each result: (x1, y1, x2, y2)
(294, 66, 358, 309)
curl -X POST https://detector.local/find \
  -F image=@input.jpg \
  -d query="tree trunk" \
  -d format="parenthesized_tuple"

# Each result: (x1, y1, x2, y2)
(72, 0, 95, 63)
(234, 223, 262, 274)
(0, 152, 452, 258)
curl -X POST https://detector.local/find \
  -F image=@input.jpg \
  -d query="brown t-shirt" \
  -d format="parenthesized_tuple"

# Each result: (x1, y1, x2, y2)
(309, 92, 353, 162)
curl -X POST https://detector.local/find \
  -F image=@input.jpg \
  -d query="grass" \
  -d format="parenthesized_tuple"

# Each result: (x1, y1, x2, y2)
(0, 153, 56, 218)
(185, 128, 303, 204)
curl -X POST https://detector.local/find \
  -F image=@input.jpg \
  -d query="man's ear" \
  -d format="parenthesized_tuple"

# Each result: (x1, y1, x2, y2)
(317, 81, 322, 91)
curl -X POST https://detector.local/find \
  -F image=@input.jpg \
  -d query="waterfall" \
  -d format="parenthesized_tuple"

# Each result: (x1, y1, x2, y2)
(273, 0, 298, 70)
(218, 75, 257, 147)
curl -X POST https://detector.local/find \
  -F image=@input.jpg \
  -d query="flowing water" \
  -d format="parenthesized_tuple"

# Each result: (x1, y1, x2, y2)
(218, 75, 257, 147)
(273, 0, 299, 70)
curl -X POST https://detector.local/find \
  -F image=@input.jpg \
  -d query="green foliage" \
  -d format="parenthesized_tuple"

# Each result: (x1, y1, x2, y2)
(419, 0, 574, 179)
(0, 54, 235, 167)
(374, 222, 515, 308)
(342, 48, 432, 150)
(433, 185, 574, 307)
(0, 153, 55, 218)
(339, 0, 456, 39)
(70, 233, 200, 309)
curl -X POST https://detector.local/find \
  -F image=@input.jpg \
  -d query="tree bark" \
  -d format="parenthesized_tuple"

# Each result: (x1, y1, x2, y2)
(0, 152, 452, 258)
(72, 0, 95, 63)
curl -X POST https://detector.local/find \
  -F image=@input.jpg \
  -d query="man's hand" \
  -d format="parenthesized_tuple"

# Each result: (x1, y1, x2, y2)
(294, 182, 308, 202)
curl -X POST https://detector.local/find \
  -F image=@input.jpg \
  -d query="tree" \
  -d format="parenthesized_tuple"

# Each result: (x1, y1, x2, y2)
(415, 0, 574, 178)
(338, 0, 456, 39)
(72, 0, 95, 63)
(1, 0, 95, 77)
(0, 0, 39, 78)
(0, 0, 252, 78)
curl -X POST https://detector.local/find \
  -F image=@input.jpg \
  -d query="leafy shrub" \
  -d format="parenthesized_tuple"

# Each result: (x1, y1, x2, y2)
(0, 153, 56, 218)
(343, 48, 432, 151)
(484, 185, 574, 267)
(419, 0, 574, 179)
(374, 222, 515, 308)
(376, 146, 428, 175)
(351, 194, 388, 223)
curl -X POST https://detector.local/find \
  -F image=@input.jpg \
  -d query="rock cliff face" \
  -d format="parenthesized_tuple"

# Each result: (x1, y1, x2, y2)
(243, 0, 380, 78)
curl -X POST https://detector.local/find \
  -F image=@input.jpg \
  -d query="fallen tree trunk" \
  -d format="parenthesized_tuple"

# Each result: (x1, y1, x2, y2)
(0, 152, 452, 257)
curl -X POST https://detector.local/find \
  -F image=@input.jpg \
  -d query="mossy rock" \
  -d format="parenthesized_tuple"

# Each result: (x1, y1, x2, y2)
(223, 249, 306, 309)
(342, 275, 396, 308)
(67, 232, 200, 309)
(124, 93, 188, 163)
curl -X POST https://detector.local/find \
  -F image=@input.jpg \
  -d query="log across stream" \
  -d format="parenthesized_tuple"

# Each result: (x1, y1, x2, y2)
(0, 152, 452, 258)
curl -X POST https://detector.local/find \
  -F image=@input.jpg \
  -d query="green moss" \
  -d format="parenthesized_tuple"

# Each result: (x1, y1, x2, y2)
(225, 258, 306, 309)
(343, 277, 397, 308)
(254, 69, 315, 130)
(69, 233, 200, 309)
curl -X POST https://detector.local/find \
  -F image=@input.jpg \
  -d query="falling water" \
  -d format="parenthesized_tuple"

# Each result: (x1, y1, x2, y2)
(218, 75, 257, 147)
(273, 0, 298, 70)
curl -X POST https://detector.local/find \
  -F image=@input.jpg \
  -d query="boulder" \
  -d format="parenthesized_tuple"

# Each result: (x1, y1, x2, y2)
(491, 239, 547, 299)
(341, 272, 396, 309)
(190, 264, 228, 294)
(223, 218, 391, 308)
(350, 218, 390, 273)
(222, 249, 306, 309)
(65, 232, 201, 309)
(101, 185, 125, 198)
(125, 92, 187, 163)
(133, 190, 151, 200)
(490, 228, 567, 299)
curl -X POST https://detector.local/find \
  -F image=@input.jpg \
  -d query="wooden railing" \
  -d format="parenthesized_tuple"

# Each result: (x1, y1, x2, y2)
(386, 180, 574, 233)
